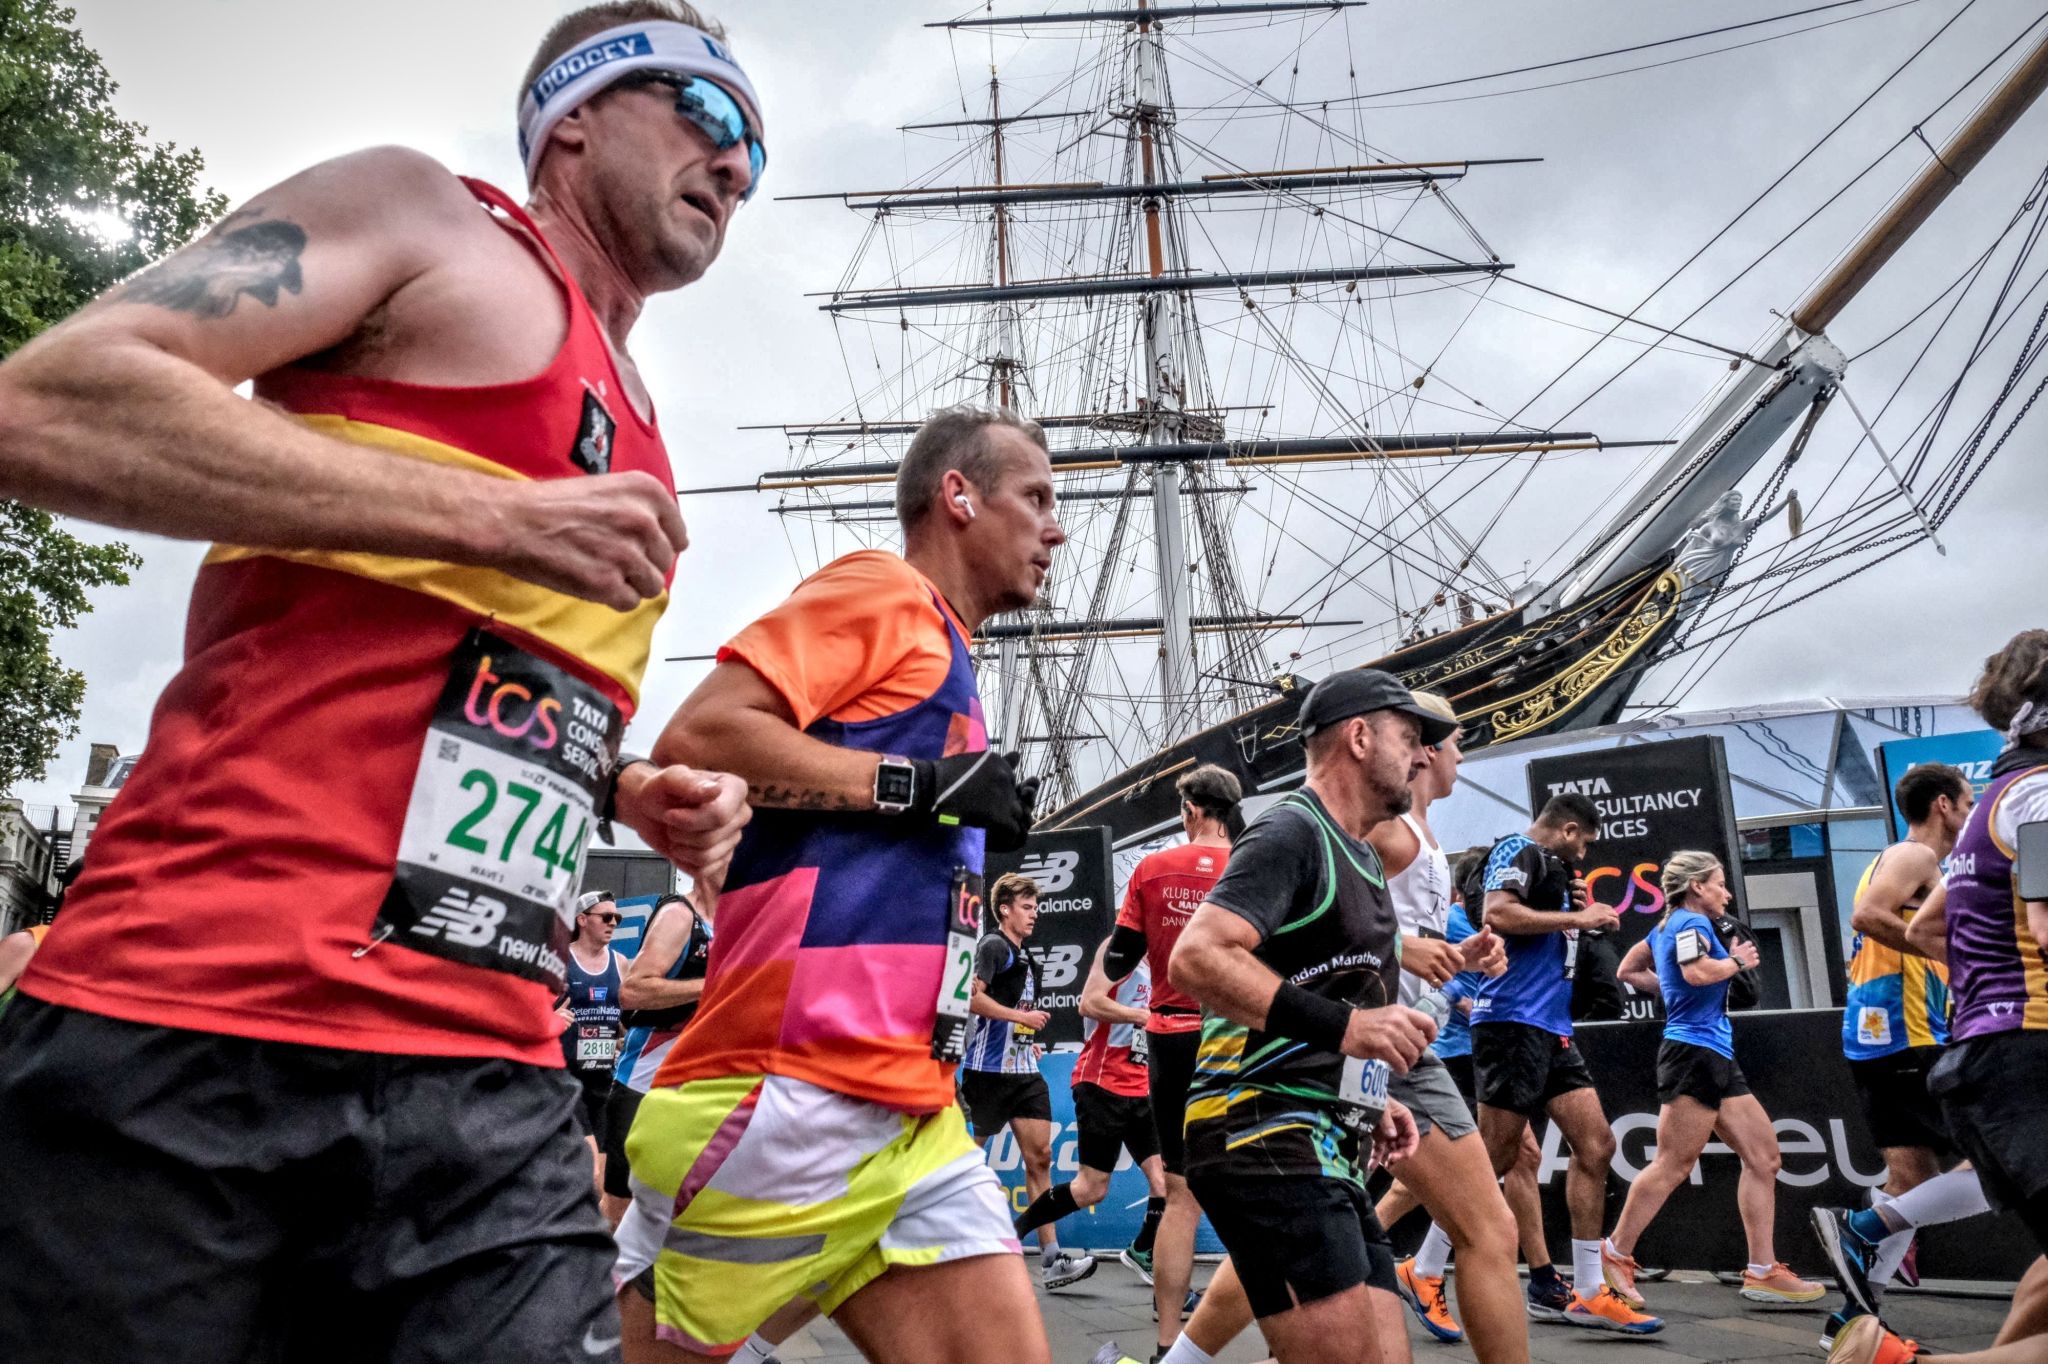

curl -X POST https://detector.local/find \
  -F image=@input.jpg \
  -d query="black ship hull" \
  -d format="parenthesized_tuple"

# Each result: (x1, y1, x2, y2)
(1038, 563, 1683, 848)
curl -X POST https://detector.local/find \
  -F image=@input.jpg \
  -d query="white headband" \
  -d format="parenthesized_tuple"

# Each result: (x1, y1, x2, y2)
(517, 19, 765, 185)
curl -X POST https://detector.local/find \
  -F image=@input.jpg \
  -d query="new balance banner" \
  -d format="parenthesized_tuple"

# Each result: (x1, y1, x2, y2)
(986, 825, 1115, 1047)
(1526, 734, 1745, 1020)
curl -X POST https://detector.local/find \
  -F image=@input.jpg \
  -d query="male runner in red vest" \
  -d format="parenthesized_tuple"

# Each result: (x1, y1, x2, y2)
(0, 5, 755, 1361)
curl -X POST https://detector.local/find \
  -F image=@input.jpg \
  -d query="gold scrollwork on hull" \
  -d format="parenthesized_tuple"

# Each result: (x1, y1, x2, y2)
(1485, 571, 1683, 744)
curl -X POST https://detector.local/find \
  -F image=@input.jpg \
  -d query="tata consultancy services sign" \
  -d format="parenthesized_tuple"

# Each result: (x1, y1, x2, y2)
(986, 825, 1115, 1047)
(1877, 729, 2004, 840)
(1524, 735, 1746, 952)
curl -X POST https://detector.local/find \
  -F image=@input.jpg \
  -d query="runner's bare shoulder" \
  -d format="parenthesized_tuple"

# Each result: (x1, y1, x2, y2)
(60, 146, 513, 385)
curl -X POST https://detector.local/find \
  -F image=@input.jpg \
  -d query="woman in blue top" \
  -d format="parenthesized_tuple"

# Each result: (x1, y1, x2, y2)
(1600, 852, 1824, 1309)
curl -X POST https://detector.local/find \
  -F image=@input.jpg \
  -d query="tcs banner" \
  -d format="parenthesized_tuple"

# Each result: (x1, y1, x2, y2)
(987, 825, 1115, 1047)
(1524, 735, 1745, 1017)
(1878, 729, 2003, 840)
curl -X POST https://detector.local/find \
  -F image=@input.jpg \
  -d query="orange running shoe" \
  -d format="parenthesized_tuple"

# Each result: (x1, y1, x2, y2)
(1601, 1241, 1645, 1309)
(1828, 1313, 1922, 1364)
(1741, 1262, 1825, 1304)
(1394, 1257, 1464, 1343)
(1565, 1286, 1664, 1334)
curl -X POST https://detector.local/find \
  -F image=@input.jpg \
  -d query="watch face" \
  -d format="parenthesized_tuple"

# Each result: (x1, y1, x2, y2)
(876, 762, 916, 808)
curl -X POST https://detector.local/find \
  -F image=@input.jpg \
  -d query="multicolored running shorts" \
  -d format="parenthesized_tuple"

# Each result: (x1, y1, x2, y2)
(615, 1072, 1019, 1356)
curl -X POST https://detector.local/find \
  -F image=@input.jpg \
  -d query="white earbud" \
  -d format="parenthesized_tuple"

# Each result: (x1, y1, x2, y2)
(955, 493, 976, 520)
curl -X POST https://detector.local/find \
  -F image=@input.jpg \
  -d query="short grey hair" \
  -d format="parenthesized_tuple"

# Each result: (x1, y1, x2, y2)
(894, 403, 1049, 531)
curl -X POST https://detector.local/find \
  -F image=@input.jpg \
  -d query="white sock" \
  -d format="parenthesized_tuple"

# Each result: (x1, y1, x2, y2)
(1160, 1336, 1215, 1364)
(1747, 1261, 1774, 1277)
(732, 1336, 777, 1364)
(1889, 1168, 1992, 1228)
(1415, 1222, 1455, 1279)
(1572, 1239, 1603, 1300)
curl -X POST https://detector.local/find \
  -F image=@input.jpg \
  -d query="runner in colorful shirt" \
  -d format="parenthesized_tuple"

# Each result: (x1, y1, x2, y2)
(616, 404, 1064, 1363)
(0, 8, 758, 1360)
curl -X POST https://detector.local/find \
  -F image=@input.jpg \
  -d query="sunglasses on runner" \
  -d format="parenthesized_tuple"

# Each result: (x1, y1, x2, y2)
(583, 911, 621, 925)
(624, 72, 765, 200)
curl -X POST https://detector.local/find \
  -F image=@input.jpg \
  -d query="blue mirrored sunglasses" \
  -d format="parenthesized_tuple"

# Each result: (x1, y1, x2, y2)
(637, 73, 764, 200)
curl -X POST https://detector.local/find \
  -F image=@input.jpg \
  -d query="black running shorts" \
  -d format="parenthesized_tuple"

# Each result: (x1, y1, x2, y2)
(1931, 1029, 2048, 1249)
(1848, 1046, 1956, 1155)
(1187, 1172, 1399, 1317)
(1470, 1021, 1596, 1118)
(1147, 1026, 1202, 1175)
(960, 1068, 1052, 1139)
(1654, 1039, 1751, 1108)
(1441, 1052, 1477, 1110)
(602, 1082, 645, 1199)
(0, 996, 619, 1364)
(1073, 1081, 1159, 1172)
(571, 1070, 611, 1147)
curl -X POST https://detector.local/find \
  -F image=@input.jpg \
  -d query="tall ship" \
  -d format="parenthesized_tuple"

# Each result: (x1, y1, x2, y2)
(684, 2, 2048, 852)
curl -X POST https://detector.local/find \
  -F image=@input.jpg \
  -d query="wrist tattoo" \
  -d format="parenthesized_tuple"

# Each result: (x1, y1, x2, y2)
(115, 207, 307, 319)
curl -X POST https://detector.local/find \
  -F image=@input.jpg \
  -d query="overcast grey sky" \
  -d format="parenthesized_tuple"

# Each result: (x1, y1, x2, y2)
(18, 0, 2047, 809)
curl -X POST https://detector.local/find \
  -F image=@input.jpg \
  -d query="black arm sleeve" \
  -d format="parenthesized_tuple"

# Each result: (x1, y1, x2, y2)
(1204, 808, 1319, 942)
(1103, 924, 1148, 981)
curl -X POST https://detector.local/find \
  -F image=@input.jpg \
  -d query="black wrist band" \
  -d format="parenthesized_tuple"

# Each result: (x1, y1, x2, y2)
(597, 754, 652, 845)
(1267, 981, 1352, 1051)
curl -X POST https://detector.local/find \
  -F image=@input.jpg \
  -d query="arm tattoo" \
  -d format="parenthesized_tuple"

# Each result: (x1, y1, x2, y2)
(115, 208, 307, 319)
(749, 783, 862, 812)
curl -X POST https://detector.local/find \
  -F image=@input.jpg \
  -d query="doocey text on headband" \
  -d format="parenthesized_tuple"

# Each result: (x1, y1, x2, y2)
(517, 19, 767, 197)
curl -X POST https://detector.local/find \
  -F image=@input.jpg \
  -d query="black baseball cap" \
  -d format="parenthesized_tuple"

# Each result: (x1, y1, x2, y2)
(1298, 669, 1458, 746)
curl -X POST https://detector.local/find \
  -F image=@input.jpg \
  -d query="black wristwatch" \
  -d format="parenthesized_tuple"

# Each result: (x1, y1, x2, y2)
(874, 755, 917, 814)
(597, 753, 653, 845)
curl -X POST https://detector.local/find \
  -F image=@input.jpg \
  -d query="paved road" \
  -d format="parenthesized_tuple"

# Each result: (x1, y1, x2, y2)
(770, 1261, 2012, 1363)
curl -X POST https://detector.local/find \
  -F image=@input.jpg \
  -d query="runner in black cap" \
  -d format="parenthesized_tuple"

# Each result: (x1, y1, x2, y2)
(1149, 669, 1451, 1364)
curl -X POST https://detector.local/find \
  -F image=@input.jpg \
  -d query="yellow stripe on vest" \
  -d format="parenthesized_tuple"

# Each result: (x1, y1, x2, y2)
(204, 415, 663, 703)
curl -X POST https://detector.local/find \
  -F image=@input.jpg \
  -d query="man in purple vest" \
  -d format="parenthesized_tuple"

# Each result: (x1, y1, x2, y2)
(1835, 628, 2048, 1364)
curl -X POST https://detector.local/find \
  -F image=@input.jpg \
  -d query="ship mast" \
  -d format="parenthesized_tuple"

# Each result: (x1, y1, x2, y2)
(1132, 0, 1199, 740)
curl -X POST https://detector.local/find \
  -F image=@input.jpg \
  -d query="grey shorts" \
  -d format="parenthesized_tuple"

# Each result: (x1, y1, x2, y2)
(1387, 1051, 1477, 1142)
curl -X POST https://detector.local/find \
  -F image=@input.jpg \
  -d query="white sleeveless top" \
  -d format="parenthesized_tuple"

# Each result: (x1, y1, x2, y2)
(1385, 812, 1452, 1007)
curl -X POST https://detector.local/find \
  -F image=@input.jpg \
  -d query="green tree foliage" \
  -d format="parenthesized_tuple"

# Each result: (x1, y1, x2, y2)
(0, 0, 224, 787)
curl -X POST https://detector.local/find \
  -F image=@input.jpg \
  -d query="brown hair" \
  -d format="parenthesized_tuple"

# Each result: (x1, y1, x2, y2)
(522, 2, 728, 100)
(1177, 763, 1242, 819)
(1895, 762, 1970, 824)
(990, 872, 1041, 917)
(894, 404, 1050, 532)
(1967, 629, 2048, 736)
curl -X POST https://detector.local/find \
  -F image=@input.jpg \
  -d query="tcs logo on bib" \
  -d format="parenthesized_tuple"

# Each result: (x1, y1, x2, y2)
(464, 654, 562, 750)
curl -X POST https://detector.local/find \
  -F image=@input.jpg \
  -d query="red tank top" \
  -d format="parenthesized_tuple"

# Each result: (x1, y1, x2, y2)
(24, 179, 674, 1064)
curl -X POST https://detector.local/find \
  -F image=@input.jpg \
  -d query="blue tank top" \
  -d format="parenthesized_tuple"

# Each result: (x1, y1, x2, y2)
(1431, 902, 1480, 1060)
(560, 946, 623, 1081)
(1652, 908, 1734, 1058)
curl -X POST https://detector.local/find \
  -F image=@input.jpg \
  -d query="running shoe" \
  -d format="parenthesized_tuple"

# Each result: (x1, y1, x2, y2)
(1827, 1313, 1922, 1364)
(1044, 1251, 1099, 1290)
(1151, 1287, 1202, 1321)
(1895, 1237, 1921, 1288)
(1524, 1270, 1573, 1322)
(1086, 1344, 1144, 1364)
(1120, 1246, 1156, 1285)
(1564, 1287, 1665, 1334)
(1740, 1262, 1825, 1304)
(1395, 1257, 1465, 1343)
(1601, 1242, 1645, 1309)
(1821, 1304, 1869, 1351)
(1811, 1205, 1883, 1318)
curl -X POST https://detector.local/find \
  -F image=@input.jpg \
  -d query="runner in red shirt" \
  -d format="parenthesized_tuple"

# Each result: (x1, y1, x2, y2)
(1101, 763, 1241, 1356)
